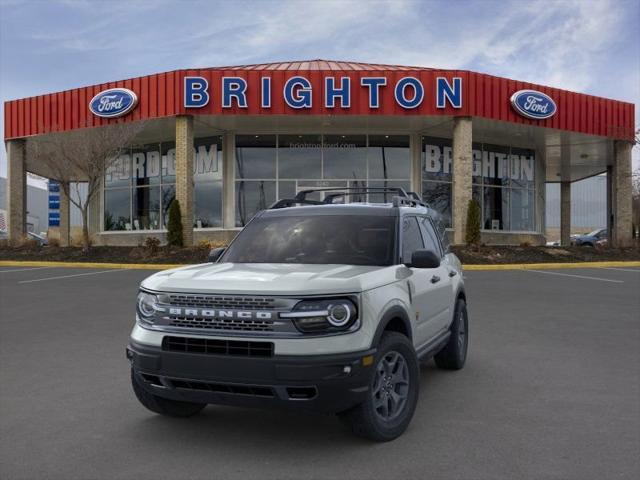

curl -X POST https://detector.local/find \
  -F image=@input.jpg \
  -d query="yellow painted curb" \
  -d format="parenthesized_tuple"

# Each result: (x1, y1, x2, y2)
(463, 261, 640, 271)
(0, 260, 186, 270)
(1, 260, 639, 271)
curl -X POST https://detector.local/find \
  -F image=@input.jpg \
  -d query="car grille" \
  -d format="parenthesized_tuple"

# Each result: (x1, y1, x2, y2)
(168, 316, 275, 332)
(162, 336, 274, 357)
(167, 294, 278, 310)
(168, 379, 275, 398)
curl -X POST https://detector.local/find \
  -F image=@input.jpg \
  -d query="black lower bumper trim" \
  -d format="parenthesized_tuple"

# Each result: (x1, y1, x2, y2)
(127, 339, 375, 413)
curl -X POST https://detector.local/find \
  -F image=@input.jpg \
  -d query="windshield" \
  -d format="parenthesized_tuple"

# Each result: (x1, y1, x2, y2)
(587, 229, 603, 237)
(222, 215, 397, 266)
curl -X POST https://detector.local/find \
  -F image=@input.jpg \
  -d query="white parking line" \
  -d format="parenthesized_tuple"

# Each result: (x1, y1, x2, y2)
(598, 267, 640, 273)
(0, 266, 56, 273)
(18, 269, 123, 284)
(527, 269, 624, 283)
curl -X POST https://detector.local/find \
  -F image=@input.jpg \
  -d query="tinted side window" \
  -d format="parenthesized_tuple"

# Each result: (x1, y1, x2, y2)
(431, 213, 450, 252)
(402, 217, 424, 264)
(420, 217, 442, 257)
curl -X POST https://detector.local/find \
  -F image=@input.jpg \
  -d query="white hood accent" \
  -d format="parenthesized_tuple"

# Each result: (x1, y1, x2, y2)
(141, 263, 401, 295)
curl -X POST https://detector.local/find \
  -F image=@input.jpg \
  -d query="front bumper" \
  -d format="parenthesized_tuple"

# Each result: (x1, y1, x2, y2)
(127, 339, 376, 414)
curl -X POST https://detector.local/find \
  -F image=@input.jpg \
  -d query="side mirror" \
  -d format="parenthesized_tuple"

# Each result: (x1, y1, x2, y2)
(407, 249, 440, 269)
(208, 247, 226, 263)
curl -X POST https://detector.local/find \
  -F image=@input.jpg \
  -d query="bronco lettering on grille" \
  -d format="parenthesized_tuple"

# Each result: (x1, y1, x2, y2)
(168, 308, 273, 320)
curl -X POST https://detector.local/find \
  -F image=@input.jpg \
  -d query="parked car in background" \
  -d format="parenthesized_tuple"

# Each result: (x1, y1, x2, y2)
(572, 229, 607, 247)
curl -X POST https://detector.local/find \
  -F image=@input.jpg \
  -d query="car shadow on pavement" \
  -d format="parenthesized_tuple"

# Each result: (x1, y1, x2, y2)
(121, 362, 452, 450)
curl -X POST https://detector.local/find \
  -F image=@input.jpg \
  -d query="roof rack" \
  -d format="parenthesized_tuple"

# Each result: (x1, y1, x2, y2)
(269, 187, 429, 209)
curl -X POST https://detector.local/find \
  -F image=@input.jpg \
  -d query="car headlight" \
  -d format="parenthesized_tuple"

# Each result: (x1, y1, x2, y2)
(281, 298, 358, 334)
(136, 291, 159, 324)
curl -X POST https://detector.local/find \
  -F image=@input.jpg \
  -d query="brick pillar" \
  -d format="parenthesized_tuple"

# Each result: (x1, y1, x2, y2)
(560, 181, 571, 246)
(59, 182, 70, 246)
(6, 139, 27, 244)
(611, 141, 633, 247)
(222, 133, 236, 229)
(175, 115, 194, 246)
(452, 117, 473, 245)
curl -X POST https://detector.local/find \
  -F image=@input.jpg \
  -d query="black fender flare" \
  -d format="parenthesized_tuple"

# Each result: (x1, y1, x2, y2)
(371, 305, 413, 348)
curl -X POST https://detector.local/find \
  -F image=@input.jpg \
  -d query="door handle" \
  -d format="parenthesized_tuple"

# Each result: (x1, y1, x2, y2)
(430, 275, 441, 284)
(448, 270, 457, 277)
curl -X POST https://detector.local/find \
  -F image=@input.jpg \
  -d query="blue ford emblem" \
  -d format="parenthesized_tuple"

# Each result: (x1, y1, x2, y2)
(89, 88, 138, 118)
(510, 89, 556, 120)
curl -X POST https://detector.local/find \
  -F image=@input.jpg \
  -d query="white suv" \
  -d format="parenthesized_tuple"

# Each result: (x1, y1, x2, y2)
(127, 188, 468, 441)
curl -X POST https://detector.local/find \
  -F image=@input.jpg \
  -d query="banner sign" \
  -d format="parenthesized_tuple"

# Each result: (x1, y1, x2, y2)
(48, 181, 61, 227)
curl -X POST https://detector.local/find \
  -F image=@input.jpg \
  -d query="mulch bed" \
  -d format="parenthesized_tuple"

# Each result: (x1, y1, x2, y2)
(1, 243, 639, 265)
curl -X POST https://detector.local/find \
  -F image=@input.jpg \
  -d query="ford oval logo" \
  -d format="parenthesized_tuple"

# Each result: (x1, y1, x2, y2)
(510, 89, 556, 120)
(89, 88, 138, 118)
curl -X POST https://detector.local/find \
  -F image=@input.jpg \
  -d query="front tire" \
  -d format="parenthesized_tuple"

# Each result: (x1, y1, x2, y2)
(338, 332, 419, 442)
(131, 369, 206, 417)
(434, 299, 469, 370)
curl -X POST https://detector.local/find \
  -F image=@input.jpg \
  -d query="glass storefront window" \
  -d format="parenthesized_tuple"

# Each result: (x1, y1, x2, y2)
(368, 135, 410, 180)
(236, 135, 276, 179)
(132, 186, 160, 230)
(323, 135, 367, 179)
(161, 185, 175, 228)
(510, 189, 535, 231)
(195, 181, 223, 228)
(483, 186, 509, 231)
(132, 143, 161, 187)
(236, 180, 277, 227)
(278, 134, 322, 179)
(161, 142, 176, 184)
(104, 188, 131, 231)
(422, 136, 537, 232)
(105, 154, 131, 188)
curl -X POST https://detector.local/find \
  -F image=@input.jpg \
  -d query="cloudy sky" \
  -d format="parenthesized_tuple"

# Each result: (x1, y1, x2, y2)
(0, 0, 638, 179)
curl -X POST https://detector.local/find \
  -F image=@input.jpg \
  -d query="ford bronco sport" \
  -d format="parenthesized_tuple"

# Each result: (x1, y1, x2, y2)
(127, 188, 468, 441)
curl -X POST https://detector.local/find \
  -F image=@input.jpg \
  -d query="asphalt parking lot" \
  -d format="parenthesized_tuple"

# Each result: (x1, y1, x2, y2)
(1, 265, 639, 480)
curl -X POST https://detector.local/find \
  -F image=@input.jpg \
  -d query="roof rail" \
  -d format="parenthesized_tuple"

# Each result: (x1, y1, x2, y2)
(269, 187, 429, 209)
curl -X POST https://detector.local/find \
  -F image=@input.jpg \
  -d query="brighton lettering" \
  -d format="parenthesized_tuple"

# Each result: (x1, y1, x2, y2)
(184, 75, 463, 109)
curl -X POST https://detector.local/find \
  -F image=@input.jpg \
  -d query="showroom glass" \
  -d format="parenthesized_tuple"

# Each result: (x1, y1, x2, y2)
(222, 215, 397, 266)
(104, 136, 223, 231)
(422, 136, 536, 232)
(235, 134, 411, 226)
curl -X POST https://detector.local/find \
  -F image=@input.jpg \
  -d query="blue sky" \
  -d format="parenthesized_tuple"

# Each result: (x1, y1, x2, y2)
(1, 0, 638, 178)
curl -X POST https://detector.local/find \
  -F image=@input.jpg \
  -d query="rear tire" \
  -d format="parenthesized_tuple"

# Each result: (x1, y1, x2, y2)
(338, 332, 419, 442)
(434, 299, 469, 370)
(131, 369, 206, 417)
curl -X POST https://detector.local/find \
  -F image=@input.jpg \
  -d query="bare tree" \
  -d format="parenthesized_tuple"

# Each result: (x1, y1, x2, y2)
(27, 121, 144, 250)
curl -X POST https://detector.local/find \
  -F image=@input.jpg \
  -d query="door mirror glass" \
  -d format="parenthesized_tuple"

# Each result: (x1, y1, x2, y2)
(407, 249, 440, 269)
(208, 247, 226, 263)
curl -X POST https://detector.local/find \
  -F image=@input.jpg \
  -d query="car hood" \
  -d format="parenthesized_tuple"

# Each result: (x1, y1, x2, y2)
(141, 262, 401, 295)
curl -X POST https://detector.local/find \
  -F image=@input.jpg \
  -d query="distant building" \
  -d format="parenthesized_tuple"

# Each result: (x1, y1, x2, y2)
(546, 175, 607, 234)
(0, 177, 48, 234)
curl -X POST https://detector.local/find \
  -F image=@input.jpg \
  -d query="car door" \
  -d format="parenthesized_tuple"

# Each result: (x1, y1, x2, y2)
(401, 216, 449, 346)
(418, 216, 454, 333)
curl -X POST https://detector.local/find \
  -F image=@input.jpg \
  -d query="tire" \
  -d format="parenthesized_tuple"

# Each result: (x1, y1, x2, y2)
(434, 299, 469, 370)
(338, 332, 419, 442)
(131, 369, 206, 417)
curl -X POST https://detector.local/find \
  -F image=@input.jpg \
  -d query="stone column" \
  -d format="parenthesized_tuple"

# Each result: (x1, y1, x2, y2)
(410, 133, 422, 196)
(175, 115, 194, 246)
(560, 181, 571, 246)
(6, 139, 27, 244)
(222, 133, 236, 229)
(59, 182, 70, 247)
(611, 141, 633, 247)
(452, 117, 473, 245)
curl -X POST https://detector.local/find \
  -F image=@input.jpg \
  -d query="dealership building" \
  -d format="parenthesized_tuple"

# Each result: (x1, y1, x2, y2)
(3, 60, 635, 246)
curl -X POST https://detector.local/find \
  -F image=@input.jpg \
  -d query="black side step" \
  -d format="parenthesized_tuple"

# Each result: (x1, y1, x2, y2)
(416, 331, 451, 361)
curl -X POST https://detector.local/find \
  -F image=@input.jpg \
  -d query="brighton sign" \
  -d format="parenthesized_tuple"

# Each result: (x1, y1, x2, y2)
(510, 89, 557, 120)
(183, 76, 463, 110)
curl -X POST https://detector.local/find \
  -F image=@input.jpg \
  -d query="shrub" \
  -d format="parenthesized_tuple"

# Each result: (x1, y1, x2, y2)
(465, 199, 481, 246)
(144, 236, 161, 256)
(166, 200, 183, 247)
(48, 237, 61, 248)
(519, 241, 532, 247)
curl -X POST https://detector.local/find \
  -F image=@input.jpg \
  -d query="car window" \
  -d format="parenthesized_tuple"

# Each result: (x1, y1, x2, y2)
(419, 217, 442, 258)
(431, 213, 450, 252)
(401, 216, 424, 264)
